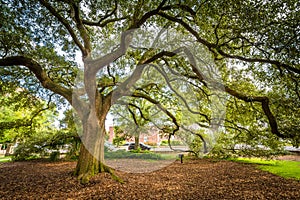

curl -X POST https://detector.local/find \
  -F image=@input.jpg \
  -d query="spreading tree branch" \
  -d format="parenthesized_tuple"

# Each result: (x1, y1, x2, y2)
(70, 2, 92, 56)
(181, 125, 207, 154)
(154, 47, 284, 138)
(84, 1, 171, 75)
(0, 56, 72, 102)
(110, 49, 180, 104)
(38, 0, 86, 55)
(158, 11, 300, 75)
(127, 91, 180, 135)
(149, 63, 210, 121)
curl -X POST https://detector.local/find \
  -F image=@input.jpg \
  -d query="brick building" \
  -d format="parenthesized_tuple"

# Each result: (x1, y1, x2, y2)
(107, 126, 168, 145)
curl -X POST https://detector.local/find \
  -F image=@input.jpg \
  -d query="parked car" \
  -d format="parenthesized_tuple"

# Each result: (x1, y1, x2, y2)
(104, 141, 118, 152)
(116, 142, 131, 151)
(128, 143, 151, 151)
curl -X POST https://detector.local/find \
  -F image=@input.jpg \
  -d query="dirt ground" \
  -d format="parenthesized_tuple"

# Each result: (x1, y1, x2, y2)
(0, 159, 299, 200)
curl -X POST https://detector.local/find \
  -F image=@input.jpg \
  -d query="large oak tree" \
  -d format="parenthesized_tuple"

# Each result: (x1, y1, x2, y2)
(0, 0, 299, 183)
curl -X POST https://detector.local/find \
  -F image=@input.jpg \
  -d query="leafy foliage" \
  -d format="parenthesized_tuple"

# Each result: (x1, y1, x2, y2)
(112, 126, 128, 146)
(12, 109, 80, 161)
(0, 80, 57, 143)
(0, 0, 299, 182)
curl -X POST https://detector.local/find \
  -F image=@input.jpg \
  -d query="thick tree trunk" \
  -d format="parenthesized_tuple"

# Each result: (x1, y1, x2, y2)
(74, 111, 110, 184)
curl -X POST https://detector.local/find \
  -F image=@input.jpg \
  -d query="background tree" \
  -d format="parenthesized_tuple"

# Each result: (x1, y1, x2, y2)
(0, 79, 57, 144)
(112, 99, 151, 150)
(111, 126, 129, 147)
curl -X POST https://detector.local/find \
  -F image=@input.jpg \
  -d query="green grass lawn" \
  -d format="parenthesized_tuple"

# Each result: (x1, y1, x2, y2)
(0, 156, 12, 163)
(230, 157, 300, 180)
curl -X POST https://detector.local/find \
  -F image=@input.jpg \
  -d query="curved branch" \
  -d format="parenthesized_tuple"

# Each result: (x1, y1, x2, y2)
(224, 86, 283, 138)
(128, 103, 150, 122)
(29, 93, 55, 125)
(110, 49, 180, 104)
(162, 59, 210, 100)
(174, 47, 285, 138)
(154, 47, 284, 139)
(181, 125, 207, 154)
(224, 119, 252, 134)
(127, 106, 139, 129)
(95, 0, 119, 25)
(0, 56, 72, 103)
(84, 1, 171, 75)
(158, 11, 300, 75)
(218, 49, 300, 74)
(127, 91, 180, 134)
(158, 12, 216, 49)
(149, 63, 210, 121)
(83, 16, 129, 27)
(71, 2, 92, 56)
(84, 29, 134, 76)
(38, 0, 85, 55)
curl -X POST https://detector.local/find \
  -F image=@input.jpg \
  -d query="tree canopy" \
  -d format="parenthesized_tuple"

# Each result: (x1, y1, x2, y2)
(0, 0, 299, 182)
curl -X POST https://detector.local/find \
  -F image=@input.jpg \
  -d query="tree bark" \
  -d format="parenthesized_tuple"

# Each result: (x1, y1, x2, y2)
(74, 112, 111, 184)
(134, 135, 140, 150)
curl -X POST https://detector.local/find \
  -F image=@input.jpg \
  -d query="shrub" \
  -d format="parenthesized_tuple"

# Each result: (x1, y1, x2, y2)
(13, 143, 45, 161)
(129, 148, 143, 153)
(49, 151, 60, 161)
(113, 136, 126, 147)
(160, 140, 183, 146)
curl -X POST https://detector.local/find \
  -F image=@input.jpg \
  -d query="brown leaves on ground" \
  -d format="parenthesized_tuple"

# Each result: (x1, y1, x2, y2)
(0, 159, 299, 199)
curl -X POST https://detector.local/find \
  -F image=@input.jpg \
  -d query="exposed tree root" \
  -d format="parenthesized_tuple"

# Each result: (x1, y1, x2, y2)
(77, 163, 124, 184)
(101, 163, 124, 184)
